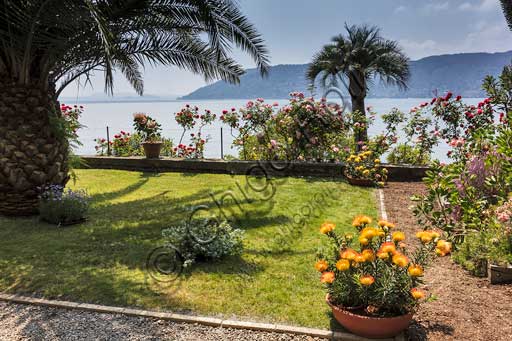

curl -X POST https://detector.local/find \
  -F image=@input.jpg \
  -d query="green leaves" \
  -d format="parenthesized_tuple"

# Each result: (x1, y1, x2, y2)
(0, 0, 270, 96)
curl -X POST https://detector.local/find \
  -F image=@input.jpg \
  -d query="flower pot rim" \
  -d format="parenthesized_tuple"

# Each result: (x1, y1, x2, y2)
(326, 294, 413, 321)
(142, 141, 163, 145)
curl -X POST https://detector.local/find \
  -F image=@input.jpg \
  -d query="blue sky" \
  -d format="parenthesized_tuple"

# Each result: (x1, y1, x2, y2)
(61, 0, 512, 98)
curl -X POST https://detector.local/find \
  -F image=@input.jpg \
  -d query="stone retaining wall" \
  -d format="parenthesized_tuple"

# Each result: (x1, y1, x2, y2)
(80, 156, 429, 182)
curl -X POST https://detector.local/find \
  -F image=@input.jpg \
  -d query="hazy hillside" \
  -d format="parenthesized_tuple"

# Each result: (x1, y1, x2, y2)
(181, 51, 512, 99)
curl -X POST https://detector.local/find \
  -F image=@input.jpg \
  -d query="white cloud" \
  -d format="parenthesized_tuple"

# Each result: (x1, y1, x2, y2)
(423, 2, 450, 13)
(399, 39, 445, 59)
(458, 0, 496, 12)
(394, 5, 407, 14)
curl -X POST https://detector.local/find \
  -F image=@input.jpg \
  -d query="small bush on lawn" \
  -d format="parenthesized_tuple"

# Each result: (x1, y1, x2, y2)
(162, 219, 244, 267)
(39, 185, 90, 225)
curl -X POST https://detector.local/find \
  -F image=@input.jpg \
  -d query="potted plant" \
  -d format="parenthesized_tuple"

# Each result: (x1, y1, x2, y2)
(315, 216, 451, 338)
(133, 113, 162, 158)
(344, 150, 387, 187)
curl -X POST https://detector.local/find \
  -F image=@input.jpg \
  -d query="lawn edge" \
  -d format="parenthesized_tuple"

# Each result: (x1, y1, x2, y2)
(0, 293, 403, 340)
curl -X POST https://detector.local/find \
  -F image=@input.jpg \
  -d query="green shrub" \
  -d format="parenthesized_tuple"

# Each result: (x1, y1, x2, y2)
(39, 185, 90, 225)
(387, 143, 430, 165)
(162, 219, 244, 267)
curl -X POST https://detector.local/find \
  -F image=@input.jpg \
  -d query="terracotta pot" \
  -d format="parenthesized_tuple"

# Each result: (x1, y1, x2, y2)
(346, 176, 375, 187)
(142, 142, 162, 159)
(326, 295, 413, 339)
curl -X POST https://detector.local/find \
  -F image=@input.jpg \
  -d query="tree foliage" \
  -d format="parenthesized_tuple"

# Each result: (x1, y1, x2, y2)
(0, 0, 270, 97)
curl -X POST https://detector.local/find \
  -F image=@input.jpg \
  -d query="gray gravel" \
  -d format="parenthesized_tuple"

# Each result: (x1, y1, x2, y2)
(0, 302, 321, 341)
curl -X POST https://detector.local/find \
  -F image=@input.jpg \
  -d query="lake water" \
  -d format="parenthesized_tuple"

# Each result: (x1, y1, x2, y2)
(73, 98, 484, 161)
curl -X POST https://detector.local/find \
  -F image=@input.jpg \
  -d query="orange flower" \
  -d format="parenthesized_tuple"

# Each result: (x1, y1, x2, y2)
(392, 253, 409, 267)
(360, 275, 375, 286)
(361, 227, 377, 239)
(336, 259, 350, 271)
(340, 248, 358, 261)
(392, 231, 406, 242)
(436, 240, 452, 256)
(378, 219, 395, 229)
(362, 249, 375, 262)
(320, 271, 335, 284)
(352, 215, 372, 227)
(354, 254, 366, 263)
(320, 222, 335, 234)
(411, 288, 425, 300)
(408, 264, 424, 277)
(377, 250, 390, 260)
(315, 260, 329, 272)
(379, 241, 396, 255)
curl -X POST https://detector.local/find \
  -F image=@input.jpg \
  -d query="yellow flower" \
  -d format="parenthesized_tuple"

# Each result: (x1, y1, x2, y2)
(392, 231, 406, 242)
(354, 157, 362, 163)
(362, 169, 370, 177)
(382, 168, 388, 174)
(358, 236, 369, 246)
(378, 220, 395, 229)
(360, 275, 375, 286)
(320, 222, 335, 234)
(408, 264, 424, 277)
(361, 227, 377, 239)
(392, 253, 409, 267)
(411, 288, 425, 300)
(436, 240, 452, 256)
(320, 271, 335, 284)
(315, 260, 329, 272)
(336, 259, 351, 271)
(362, 249, 375, 262)
(374, 158, 381, 163)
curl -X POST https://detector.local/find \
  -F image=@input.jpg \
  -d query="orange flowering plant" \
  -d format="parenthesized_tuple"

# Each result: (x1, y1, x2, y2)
(315, 217, 451, 317)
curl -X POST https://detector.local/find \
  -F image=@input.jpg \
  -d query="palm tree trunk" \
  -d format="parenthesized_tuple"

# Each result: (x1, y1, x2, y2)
(0, 82, 69, 216)
(348, 74, 368, 151)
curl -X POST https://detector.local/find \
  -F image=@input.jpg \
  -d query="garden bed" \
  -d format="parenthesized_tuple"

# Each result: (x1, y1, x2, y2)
(0, 169, 377, 329)
(79, 156, 429, 181)
(383, 182, 512, 341)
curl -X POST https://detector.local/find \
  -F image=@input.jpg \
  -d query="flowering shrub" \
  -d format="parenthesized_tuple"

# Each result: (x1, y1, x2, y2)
(386, 144, 430, 166)
(94, 137, 110, 156)
(39, 185, 90, 225)
(162, 220, 244, 267)
(413, 66, 512, 274)
(316, 216, 450, 317)
(174, 105, 215, 158)
(133, 113, 162, 142)
(344, 150, 387, 186)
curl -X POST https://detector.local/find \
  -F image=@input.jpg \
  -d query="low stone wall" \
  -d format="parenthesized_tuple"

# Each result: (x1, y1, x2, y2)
(80, 156, 429, 182)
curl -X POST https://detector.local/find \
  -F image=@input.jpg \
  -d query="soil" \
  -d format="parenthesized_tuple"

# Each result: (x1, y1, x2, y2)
(382, 182, 512, 341)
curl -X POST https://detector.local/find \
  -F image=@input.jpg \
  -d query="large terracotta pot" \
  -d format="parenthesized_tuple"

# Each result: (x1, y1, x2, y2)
(326, 295, 413, 339)
(346, 176, 375, 187)
(142, 142, 162, 159)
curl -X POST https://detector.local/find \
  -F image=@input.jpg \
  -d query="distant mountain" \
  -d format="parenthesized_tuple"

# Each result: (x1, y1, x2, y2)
(59, 92, 179, 103)
(181, 51, 512, 99)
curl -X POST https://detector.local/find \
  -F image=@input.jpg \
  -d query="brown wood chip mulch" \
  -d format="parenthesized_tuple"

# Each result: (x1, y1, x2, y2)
(382, 182, 512, 341)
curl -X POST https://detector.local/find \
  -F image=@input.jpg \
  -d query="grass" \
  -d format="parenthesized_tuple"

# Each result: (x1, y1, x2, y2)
(0, 169, 377, 328)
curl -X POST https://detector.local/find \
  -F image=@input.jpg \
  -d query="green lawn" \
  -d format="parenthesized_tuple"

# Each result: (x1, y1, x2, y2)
(0, 169, 377, 328)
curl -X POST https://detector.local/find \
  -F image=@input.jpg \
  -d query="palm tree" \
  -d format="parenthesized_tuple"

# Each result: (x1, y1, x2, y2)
(0, 0, 269, 216)
(501, 0, 512, 30)
(307, 24, 409, 145)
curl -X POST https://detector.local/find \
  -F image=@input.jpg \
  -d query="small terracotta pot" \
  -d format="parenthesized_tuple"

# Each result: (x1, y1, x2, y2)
(326, 295, 413, 339)
(142, 142, 162, 159)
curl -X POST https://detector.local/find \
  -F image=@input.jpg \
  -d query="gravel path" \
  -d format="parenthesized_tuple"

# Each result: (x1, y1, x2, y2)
(0, 302, 321, 341)
(383, 182, 512, 341)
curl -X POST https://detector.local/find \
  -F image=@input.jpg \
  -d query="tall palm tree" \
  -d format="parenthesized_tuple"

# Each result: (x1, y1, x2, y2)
(307, 24, 409, 145)
(0, 0, 269, 216)
(501, 0, 512, 30)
